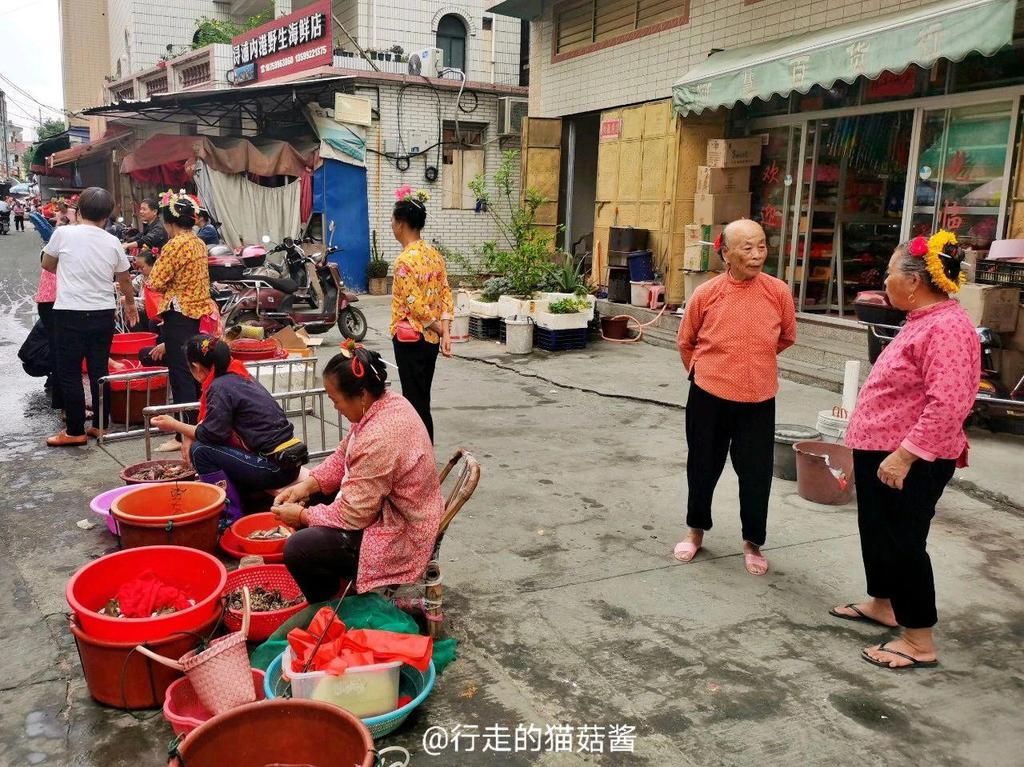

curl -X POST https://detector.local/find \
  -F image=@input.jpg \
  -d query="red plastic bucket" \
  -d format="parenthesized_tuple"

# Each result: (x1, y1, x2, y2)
(112, 482, 225, 552)
(110, 331, 158, 359)
(66, 545, 227, 643)
(793, 440, 856, 505)
(169, 699, 375, 767)
(70, 609, 221, 710)
(108, 365, 168, 425)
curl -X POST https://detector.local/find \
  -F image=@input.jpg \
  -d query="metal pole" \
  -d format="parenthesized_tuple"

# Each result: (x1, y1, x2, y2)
(0, 91, 10, 180)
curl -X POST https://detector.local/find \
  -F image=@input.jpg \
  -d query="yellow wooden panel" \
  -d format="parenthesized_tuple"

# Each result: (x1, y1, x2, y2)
(672, 198, 695, 232)
(617, 141, 642, 201)
(442, 151, 462, 209)
(460, 150, 484, 209)
(525, 147, 560, 200)
(643, 100, 671, 138)
(526, 117, 563, 148)
(616, 203, 638, 227)
(621, 106, 645, 140)
(640, 136, 669, 201)
(638, 201, 662, 231)
(595, 201, 617, 227)
(596, 142, 620, 201)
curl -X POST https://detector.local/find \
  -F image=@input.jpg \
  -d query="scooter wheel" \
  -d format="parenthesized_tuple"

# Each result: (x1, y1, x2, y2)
(339, 307, 368, 342)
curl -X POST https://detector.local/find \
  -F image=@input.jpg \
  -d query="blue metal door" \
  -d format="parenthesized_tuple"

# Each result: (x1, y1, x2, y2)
(313, 159, 370, 291)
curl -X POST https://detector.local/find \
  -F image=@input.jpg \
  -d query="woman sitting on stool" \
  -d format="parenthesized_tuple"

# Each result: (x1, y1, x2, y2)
(272, 342, 443, 603)
(151, 335, 306, 521)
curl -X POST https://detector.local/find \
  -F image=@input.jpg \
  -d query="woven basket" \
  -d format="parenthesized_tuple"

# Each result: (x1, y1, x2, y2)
(222, 564, 307, 641)
(135, 587, 256, 717)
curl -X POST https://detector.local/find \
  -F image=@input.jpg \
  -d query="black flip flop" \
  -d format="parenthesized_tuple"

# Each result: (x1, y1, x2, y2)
(861, 642, 938, 670)
(829, 603, 898, 629)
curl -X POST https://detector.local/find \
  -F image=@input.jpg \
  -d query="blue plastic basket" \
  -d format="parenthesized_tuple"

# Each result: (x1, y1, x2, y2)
(264, 652, 436, 740)
(626, 250, 655, 281)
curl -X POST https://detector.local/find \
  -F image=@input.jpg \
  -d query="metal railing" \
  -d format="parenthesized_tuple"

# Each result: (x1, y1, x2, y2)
(141, 386, 344, 461)
(98, 357, 320, 444)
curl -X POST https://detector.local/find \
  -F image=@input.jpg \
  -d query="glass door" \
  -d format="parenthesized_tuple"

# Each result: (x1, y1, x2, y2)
(911, 101, 1014, 253)
(750, 125, 802, 279)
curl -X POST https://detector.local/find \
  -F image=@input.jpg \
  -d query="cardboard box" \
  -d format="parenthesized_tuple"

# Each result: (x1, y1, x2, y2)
(693, 193, 751, 226)
(706, 138, 762, 168)
(1003, 303, 1024, 350)
(684, 270, 719, 300)
(997, 348, 1024, 391)
(956, 284, 1019, 332)
(683, 224, 725, 271)
(696, 166, 750, 195)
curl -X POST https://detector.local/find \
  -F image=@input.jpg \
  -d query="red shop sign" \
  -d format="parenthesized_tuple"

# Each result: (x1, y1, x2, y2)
(865, 68, 917, 100)
(600, 119, 623, 140)
(231, 0, 332, 84)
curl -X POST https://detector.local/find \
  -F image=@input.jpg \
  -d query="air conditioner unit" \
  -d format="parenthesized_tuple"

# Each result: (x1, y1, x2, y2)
(408, 47, 443, 78)
(497, 97, 529, 136)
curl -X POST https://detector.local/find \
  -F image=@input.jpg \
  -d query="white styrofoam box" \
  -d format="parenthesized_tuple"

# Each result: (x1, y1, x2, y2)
(498, 295, 542, 318)
(454, 289, 477, 315)
(282, 647, 401, 718)
(539, 293, 596, 320)
(469, 299, 501, 317)
(536, 311, 590, 330)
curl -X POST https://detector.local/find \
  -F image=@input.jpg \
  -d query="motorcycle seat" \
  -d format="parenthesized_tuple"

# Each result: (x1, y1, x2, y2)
(257, 275, 299, 294)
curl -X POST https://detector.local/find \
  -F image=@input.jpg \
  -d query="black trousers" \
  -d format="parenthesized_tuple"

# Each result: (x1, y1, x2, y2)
(14, 215, 24, 231)
(283, 526, 364, 603)
(854, 450, 956, 629)
(392, 336, 440, 442)
(161, 311, 201, 424)
(53, 309, 115, 436)
(685, 381, 775, 546)
(37, 302, 63, 409)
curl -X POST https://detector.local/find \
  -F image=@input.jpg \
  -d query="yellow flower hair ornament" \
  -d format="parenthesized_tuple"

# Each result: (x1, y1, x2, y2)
(909, 230, 967, 294)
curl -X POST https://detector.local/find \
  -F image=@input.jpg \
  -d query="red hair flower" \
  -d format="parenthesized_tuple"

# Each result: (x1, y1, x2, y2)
(908, 236, 929, 258)
(713, 233, 723, 252)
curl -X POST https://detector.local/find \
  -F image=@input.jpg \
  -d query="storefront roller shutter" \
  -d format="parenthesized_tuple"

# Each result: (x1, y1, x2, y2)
(637, 0, 682, 27)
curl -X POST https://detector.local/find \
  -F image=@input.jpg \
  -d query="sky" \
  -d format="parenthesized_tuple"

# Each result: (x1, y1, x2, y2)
(0, 0, 65, 141)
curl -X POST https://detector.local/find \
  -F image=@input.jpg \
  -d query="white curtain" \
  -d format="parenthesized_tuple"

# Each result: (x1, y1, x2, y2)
(205, 167, 302, 250)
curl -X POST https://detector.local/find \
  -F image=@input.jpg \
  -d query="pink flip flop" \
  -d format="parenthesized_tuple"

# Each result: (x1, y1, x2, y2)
(744, 550, 769, 576)
(673, 541, 700, 562)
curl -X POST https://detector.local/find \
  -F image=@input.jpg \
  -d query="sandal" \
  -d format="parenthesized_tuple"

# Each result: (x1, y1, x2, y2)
(829, 603, 898, 629)
(861, 642, 938, 670)
(743, 550, 768, 576)
(672, 540, 700, 563)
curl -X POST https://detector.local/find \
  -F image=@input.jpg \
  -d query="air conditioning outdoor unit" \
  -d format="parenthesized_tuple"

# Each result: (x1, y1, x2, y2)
(497, 97, 529, 136)
(408, 47, 443, 78)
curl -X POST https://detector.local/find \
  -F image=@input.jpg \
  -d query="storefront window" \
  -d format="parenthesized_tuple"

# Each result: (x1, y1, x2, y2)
(861, 63, 946, 105)
(750, 126, 800, 278)
(952, 43, 1024, 93)
(911, 101, 1013, 252)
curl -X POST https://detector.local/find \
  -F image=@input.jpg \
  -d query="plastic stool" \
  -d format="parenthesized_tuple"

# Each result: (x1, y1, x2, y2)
(647, 284, 665, 310)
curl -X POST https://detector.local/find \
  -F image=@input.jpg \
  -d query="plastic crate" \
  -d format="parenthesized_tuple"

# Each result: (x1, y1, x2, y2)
(281, 647, 401, 718)
(975, 261, 1024, 289)
(534, 326, 587, 352)
(468, 315, 501, 340)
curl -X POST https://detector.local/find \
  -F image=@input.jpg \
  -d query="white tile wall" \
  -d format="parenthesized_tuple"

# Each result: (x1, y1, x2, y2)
(357, 80, 522, 269)
(528, 0, 936, 117)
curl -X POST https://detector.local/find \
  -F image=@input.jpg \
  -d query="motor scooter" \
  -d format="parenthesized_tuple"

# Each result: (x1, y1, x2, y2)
(0, 211, 10, 235)
(217, 222, 368, 340)
(208, 241, 267, 281)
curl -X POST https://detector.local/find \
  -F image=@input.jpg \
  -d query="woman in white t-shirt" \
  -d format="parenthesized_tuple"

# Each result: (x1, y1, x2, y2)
(41, 187, 139, 447)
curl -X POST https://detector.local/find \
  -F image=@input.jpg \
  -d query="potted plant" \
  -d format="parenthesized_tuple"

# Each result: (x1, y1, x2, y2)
(367, 230, 389, 295)
(536, 296, 592, 331)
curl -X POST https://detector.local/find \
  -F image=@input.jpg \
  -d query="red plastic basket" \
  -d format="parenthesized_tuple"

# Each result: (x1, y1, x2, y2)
(228, 337, 284, 361)
(221, 565, 307, 641)
(164, 668, 266, 735)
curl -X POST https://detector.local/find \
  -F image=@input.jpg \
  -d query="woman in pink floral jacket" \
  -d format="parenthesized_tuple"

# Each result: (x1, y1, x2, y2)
(273, 343, 443, 602)
(832, 232, 979, 670)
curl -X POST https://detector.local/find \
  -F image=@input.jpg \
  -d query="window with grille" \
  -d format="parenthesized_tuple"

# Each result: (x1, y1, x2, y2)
(555, 0, 686, 54)
(144, 77, 168, 97)
(442, 123, 485, 210)
(180, 62, 211, 89)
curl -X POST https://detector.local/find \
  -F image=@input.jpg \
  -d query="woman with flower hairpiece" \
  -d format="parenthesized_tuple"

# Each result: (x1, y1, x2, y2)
(831, 231, 979, 671)
(271, 340, 443, 601)
(145, 189, 214, 452)
(388, 185, 454, 442)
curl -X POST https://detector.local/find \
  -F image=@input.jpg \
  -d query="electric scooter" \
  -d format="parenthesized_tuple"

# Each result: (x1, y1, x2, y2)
(217, 221, 368, 340)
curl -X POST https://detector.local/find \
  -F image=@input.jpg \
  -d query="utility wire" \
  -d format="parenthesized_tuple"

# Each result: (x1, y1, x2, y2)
(0, 72, 68, 118)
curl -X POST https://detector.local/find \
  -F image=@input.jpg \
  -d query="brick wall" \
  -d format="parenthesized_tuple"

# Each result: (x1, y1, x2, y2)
(356, 80, 522, 270)
(528, 0, 936, 117)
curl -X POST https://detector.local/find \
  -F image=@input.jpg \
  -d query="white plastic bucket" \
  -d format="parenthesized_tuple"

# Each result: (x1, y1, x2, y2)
(816, 409, 849, 443)
(504, 316, 533, 354)
(630, 281, 653, 307)
(451, 314, 470, 343)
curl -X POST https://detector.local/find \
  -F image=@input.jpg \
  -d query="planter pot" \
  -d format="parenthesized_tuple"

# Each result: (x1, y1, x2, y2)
(539, 293, 596, 320)
(601, 316, 630, 340)
(469, 299, 501, 318)
(504, 318, 533, 355)
(536, 311, 590, 331)
(498, 295, 541, 318)
(368, 277, 388, 295)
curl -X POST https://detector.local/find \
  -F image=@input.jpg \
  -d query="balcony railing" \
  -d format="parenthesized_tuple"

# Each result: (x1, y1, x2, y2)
(105, 44, 232, 103)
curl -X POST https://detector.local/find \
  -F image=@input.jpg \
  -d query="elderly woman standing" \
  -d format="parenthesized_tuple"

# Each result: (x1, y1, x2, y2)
(832, 232, 979, 670)
(389, 186, 454, 442)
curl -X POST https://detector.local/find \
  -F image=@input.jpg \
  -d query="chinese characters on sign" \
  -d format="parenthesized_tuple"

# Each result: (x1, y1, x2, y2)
(600, 119, 623, 140)
(230, 0, 331, 84)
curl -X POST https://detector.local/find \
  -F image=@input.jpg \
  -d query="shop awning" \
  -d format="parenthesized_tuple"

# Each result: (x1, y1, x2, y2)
(672, 0, 1018, 116)
(486, 0, 543, 19)
(48, 129, 132, 168)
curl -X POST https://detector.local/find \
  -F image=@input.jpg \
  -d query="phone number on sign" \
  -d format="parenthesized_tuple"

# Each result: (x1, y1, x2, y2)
(421, 723, 637, 755)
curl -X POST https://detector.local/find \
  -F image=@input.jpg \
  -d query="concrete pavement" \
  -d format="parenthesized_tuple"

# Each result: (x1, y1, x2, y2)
(0, 227, 1021, 766)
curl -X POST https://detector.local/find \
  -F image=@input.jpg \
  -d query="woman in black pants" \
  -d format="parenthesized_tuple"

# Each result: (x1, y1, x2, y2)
(388, 188, 453, 442)
(145, 191, 212, 452)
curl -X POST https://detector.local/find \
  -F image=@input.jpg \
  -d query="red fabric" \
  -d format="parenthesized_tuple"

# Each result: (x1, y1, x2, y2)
(129, 163, 192, 188)
(198, 359, 252, 423)
(143, 285, 163, 321)
(115, 570, 191, 618)
(300, 169, 313, 223)
(286, 607, 433, 676)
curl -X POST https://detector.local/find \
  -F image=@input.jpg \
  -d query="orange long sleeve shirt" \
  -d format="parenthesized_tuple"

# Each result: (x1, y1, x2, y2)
(676, 272, 796, 403)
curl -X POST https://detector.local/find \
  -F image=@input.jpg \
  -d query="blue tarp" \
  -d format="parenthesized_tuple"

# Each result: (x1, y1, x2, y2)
(313, 159, 370, 292)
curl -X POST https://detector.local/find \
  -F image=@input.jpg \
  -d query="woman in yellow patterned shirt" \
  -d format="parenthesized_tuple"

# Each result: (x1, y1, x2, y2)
(390, 187, 453, 442)
(146, 190, 212, 450)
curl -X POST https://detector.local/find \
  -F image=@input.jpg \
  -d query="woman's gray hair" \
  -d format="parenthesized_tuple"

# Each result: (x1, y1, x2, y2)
(892, 240, 962, 295)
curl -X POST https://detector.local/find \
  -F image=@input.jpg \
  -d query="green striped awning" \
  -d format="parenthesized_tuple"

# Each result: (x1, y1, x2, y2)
(673, 0, 1018, 116)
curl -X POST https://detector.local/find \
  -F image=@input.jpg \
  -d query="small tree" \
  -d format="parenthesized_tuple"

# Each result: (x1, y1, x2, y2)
(468, 150, 555, 297)
(192, 11, 271, 48)
(37, 118, 66, 141)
